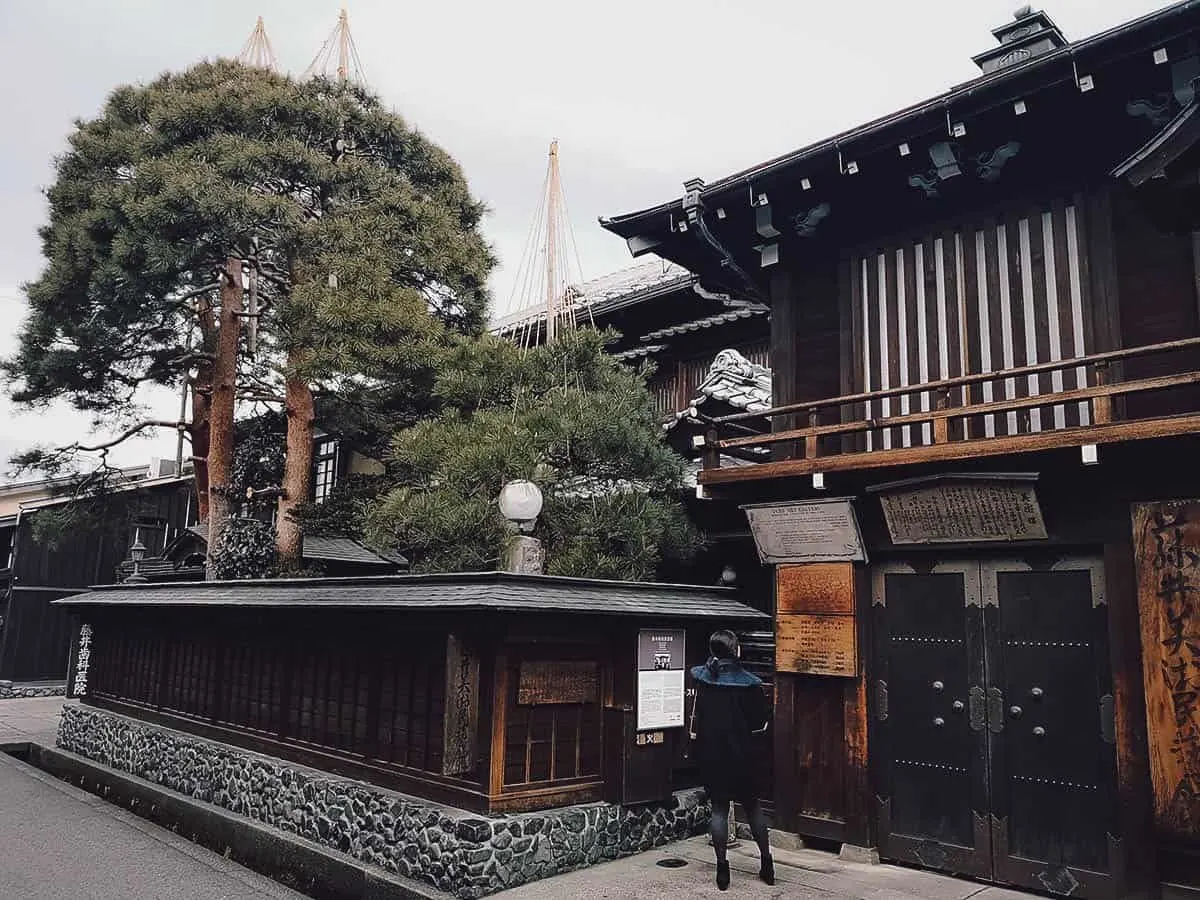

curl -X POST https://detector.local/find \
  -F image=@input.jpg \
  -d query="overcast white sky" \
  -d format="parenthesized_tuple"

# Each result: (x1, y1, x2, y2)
(0, 0, 1169, 477)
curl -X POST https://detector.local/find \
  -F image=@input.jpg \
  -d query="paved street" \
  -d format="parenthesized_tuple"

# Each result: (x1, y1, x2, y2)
(0, 695, 69, 746)
(498, 834, 1038, 900)
(1, 698, 305, 900)
(0, 698, 1045, 900)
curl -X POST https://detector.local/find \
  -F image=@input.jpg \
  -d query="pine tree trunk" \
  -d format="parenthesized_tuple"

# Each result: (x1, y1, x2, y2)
(190, 292, 218, 523)
(276, 364, 315, 572)
(206, 258, 242, 580)
(190, 376, 212, 522)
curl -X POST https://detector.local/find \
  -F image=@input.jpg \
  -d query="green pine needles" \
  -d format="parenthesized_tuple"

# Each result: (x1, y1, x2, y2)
(366, 329, 702, 580)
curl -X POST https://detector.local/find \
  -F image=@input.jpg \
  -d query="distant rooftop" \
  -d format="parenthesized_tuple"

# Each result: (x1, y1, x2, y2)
(491, 259, 694, 334)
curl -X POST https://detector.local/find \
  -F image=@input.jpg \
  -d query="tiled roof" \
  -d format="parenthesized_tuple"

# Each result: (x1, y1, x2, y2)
(681, 457, 761, 487)
(694, 350, 773, 413)
(302, 536, 407, 566)
(58, 572, 769, 622)
(184, 524, 405, 568)
(491, 260, 693, 333)
(639, 304, 768, 342)
(663, 350, 774, 466)
(613, 343, 668, 361)
(666, 349, 774, 426)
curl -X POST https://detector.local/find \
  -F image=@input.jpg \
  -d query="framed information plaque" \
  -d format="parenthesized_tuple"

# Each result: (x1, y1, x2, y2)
(775, 614, 857, 676)
(741, 498, 867, 564)
(870, 473, 1046, 544)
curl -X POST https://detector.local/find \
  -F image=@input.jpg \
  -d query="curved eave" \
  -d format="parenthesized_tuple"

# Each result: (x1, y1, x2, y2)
(1113, 97, 1200, 184)
(601, 0, 1200, 240)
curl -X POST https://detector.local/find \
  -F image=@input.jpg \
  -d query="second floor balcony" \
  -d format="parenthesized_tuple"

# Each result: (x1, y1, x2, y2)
(694, 336, 1200, 485)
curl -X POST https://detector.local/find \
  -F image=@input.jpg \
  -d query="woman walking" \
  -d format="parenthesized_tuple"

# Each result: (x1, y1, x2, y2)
(689, 629, 774, 891)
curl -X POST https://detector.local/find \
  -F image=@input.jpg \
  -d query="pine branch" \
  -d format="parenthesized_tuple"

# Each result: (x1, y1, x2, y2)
(173, 282, 220, 303)
(70, 420, 190, 453)
(238, 391, 284, 404)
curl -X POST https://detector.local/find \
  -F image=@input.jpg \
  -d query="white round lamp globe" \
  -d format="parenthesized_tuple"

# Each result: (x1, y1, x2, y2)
(498, 480, 544, 531)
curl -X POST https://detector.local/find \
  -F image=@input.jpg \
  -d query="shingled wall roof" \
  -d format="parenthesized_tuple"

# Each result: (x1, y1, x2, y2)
(56, 571, 769, 623)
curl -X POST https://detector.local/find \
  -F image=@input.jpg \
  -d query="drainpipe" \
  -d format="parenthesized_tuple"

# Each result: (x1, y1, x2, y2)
(681, 178, 766, 303)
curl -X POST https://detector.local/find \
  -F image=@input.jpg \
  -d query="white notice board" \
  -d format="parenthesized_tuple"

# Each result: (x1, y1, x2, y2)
(636, 629, 686, 731)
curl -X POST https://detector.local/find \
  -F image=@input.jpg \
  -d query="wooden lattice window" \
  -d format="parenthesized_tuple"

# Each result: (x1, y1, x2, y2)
(503, 657, 603, 789)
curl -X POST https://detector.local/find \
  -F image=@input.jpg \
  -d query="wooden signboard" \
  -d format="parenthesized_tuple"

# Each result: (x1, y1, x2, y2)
(442, 634, 480, 776)
(777, 563, 855, 615)
(1132, 500, 1200, 844)
(517, 660, 600, 706)
(876, 476, 1047, 544)
(775, 614, 857, 677)
(742, 499, 866, 564)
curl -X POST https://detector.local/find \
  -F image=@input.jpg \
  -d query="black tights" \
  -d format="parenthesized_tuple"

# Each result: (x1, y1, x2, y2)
(710, 797, 771, 862)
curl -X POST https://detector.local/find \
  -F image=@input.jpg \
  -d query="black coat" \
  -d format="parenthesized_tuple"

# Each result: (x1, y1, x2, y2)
(689, 658, 770, 802)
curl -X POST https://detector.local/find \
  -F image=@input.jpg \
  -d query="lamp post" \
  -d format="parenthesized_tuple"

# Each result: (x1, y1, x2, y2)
(498, 480, 544, 574)
(125, 532, 148, 584)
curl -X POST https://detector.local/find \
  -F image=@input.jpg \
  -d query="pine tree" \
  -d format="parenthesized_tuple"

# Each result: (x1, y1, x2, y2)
(4, 61, 493, 573)
(366, 329, 701, 580)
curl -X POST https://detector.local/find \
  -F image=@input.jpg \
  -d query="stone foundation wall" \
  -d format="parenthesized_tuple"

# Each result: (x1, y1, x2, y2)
(58, 706, 709, 898)
(0, 681, 66, 700)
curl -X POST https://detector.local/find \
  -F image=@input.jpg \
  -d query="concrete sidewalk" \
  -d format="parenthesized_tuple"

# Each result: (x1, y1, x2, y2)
(498, 836, 1037, 899)
(0, 698, 1042, 900)
(0, 694, 68, 746)
(0, 748, 306, 900)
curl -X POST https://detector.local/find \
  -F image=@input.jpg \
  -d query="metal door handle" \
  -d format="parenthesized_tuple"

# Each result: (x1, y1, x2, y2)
(934, 717, 945, 727)
(969, 686, 985, 731)
(1009, 705, 1023, 718)
(1030, 687, 1043, 699)
(1033, 726, 1046, 737)
(952, 700, 965, 713)
(987, 687, 1005, 733)
(932, 680, 944, 691)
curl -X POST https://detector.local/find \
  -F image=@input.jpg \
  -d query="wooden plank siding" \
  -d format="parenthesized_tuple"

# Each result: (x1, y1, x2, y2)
(853, 202, 1093, 449)
(88, 614, 457, 791)
(1113, 189, 1200, 419)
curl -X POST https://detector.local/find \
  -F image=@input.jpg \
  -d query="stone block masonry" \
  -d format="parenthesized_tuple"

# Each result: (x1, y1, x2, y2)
(58, 706, 710, 899)
(0, 680, 66, 700)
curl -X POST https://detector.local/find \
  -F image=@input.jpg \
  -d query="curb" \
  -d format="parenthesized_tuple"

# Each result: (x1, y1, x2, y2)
(4, 742, 450, 900)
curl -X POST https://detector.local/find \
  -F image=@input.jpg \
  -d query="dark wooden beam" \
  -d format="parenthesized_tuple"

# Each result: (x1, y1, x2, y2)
(717, 370, 1200, 450)
(699, 414, 1200, 483)
(488, 651, 509, 799)
(769, 268, 798, 461)
(1104, 541, 1158, 899)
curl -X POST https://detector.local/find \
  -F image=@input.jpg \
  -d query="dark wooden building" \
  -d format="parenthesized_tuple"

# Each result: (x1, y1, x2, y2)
(57, 574, 767, 815)
(0, 422, 383, 683)
(0, 465, 195, 683)
(602, 3, 1200, 896)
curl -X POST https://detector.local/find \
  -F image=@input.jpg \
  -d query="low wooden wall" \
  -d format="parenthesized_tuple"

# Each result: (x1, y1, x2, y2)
(79, 606, 493, 810)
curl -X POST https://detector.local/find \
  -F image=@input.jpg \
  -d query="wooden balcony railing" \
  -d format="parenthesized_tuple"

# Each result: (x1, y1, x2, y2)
(697, 336, 1200, 483)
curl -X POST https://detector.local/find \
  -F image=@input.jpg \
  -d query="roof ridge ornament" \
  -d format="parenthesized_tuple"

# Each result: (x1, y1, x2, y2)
(972, 6, 1068, 74)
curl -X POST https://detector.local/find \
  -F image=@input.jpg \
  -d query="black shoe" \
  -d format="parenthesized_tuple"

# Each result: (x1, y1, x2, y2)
(759, 854, 775, 885)
(716, 860, 730, 891)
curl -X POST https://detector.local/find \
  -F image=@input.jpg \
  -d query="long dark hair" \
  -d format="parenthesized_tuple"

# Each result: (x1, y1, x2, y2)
(706, 629, 739, 675)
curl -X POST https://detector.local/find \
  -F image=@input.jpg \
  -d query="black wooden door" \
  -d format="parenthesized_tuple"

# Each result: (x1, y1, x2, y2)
(872, 557, 1120, 898)
(871, 561, 993, 878)
(982, 559, 1120, 898)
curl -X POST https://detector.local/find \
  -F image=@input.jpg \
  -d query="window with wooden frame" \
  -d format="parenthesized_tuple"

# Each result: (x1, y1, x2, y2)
(503, 655, 603, 790)
(312, 438, 339, 503)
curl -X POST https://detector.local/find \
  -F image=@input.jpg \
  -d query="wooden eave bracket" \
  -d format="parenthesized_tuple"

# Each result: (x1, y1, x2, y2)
(1112, 98, 1200, 186)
